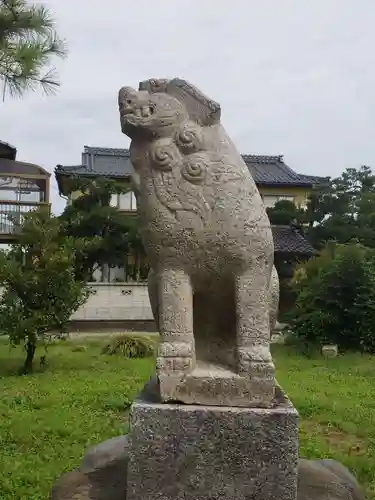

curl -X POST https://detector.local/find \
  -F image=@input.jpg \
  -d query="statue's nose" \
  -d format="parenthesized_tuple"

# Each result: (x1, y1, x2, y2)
(118, 86, 137, 105)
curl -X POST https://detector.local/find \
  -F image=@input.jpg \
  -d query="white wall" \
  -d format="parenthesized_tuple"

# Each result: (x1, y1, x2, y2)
(72, 283, 153, 321)
(0, 283, 154, 322)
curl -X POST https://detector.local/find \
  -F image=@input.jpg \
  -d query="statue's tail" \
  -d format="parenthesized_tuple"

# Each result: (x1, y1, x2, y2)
(148, 268, 159, 332)
(269, 265, 280, 334)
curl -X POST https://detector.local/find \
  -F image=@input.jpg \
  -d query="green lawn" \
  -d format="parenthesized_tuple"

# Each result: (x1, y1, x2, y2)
(0, 338, 374, 500)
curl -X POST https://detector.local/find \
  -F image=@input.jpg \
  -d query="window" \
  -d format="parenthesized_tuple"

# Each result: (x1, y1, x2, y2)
(262, 195, 294, 208)
(90, 253, 149, 283)
(110, 194, 117, 207)
(110, 191, 137, 211)
(277, 196, 294, 202)
(119, 192, 131, 210)
(262, 196, 279, 208)
(119, 192, 137, 210)
(0, 177, 43, 203)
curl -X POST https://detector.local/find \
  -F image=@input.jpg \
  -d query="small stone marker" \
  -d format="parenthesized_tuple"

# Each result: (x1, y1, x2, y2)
(322, 344, 339, 358)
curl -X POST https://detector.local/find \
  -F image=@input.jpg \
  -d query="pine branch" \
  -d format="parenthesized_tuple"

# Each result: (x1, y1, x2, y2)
(0, 0, 54, 40)
(0, 0, 66, 99)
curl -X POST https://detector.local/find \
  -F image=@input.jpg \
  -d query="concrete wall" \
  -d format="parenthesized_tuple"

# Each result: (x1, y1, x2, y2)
(0, 283, 154, 322)
(71, 282, 153, 321)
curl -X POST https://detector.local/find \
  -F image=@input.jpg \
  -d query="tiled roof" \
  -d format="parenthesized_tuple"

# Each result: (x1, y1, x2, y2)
(243, 154, 327, 186)
(55, 164, 89, 175)
(0, 140, 17, 161)
(0, 158, 50, 177)
(55, 146, 133, 180)
(55, 147, 327, 187)
(271, 225, 315, 255)
(83, 146, 130, 156)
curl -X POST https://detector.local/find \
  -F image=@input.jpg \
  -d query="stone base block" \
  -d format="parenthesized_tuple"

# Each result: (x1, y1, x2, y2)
(126, 386, 299, 500)
(158, 361, 275, 407)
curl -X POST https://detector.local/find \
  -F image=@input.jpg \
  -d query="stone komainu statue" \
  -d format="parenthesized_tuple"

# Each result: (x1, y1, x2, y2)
(119, 78, 279, 407)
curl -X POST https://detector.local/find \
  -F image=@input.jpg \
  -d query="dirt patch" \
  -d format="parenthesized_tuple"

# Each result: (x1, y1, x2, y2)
(301, 420, 368, 457)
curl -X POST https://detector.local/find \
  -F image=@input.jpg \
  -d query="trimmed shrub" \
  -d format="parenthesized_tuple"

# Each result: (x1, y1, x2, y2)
(102, 335, 155, 358)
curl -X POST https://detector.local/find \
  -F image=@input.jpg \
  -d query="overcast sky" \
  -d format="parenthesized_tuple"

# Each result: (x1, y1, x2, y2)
(1, 0, 374, 214)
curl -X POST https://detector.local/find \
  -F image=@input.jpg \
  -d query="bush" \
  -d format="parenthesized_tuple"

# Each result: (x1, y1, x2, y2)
(102, 335, 155, 358)
(289, 242, 375, 353)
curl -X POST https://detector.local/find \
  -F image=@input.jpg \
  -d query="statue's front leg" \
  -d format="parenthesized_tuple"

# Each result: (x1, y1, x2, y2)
(155, 268, 195, 400)
(235, 260, 275, 406)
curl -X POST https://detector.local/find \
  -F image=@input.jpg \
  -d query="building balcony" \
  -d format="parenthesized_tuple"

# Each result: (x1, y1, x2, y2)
(0, 201, 50, 238)
(0, 145, 51, 241)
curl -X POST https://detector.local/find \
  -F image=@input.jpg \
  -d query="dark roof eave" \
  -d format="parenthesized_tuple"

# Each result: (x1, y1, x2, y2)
(275, 249, 316, 256)
(55, 172, 68, 196)
(256, 181, 316, 188)
(55, 172, 324, 187)
(0, 158, 50, 177)
(54, 165, 131, 196)
(0, 140, 17, 160)
(56, 150, 331, 188)
(55, 164, 131, 180)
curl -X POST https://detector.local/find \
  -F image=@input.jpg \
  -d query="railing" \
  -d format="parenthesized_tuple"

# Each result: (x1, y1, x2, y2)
(0, 201, 49, 235)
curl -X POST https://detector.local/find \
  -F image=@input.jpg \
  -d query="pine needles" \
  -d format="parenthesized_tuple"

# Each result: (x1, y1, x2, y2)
(0, 0, 67, 99)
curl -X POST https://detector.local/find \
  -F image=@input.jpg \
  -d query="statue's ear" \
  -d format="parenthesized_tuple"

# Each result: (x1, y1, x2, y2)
(165, 78, 221, 126)
(138, 79, 169, 93)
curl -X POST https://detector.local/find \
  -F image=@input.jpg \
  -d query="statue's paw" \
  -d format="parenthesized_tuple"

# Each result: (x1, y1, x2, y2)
(156, 355, 194, 373)
(237, 347, 274, 377)
(237, 345, 272, 363)
(158, 341, 194, 358)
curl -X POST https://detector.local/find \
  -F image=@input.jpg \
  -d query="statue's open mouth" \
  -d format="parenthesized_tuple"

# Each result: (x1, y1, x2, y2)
(120, 105, 154, 120)
(141, 105, 154, 118)
(120, 107, 134, 117)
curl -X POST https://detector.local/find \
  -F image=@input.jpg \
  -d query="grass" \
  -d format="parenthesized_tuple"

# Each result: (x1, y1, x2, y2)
(0, 339, 374, 500)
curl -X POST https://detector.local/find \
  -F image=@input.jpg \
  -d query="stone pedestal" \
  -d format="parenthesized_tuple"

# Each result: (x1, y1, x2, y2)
(126, 386, 299, 500)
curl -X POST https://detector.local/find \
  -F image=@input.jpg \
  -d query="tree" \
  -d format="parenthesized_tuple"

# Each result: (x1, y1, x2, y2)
(59, 178, 147, 283)
(0, 0, 66, 99)
(289, 242, 375, 353)
(306, 166, 375, 249)
(267, 199, 305, 226)
(0, 207, 90, 374)
(354, 191, 375, 248)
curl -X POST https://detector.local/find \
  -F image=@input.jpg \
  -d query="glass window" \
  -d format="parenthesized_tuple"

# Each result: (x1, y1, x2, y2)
(0, 189, 16, 201)
(119, 191, 137, 210)
(110, 194, 118, 207)
(18, 190, 41, 203)
(263, 195, 295, 208)
(0, 177, 42, 203)
(119, 192, 132, 210)
(277, 196, 294, 203)
(108, 265, 125, 282)
(131, 192, 137, 210)
(263, 196, 280, 208)
(91, 265, 102, 282)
